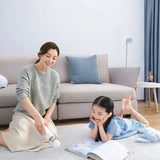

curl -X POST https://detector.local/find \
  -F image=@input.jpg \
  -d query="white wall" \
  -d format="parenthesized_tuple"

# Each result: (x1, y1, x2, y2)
(0, 0, 144, 99)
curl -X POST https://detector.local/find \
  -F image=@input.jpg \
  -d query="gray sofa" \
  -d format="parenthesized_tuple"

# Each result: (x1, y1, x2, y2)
(0, 53, 140, 125)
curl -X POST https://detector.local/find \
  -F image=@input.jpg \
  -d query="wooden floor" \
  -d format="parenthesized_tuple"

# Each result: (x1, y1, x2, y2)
(137, 101, 160, 130)
(0, 101, 160, 130)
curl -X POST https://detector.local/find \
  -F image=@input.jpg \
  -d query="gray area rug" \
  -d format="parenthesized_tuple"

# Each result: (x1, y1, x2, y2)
(0, 123, 160, 160)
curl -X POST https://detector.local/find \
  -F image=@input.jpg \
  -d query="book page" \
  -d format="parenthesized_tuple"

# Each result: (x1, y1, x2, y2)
(87, 140, 129, 160)
(66, 137, 103, 157)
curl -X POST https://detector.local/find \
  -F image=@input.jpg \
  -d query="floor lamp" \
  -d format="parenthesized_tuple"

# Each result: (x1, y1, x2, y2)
(125, 38, 133, 67)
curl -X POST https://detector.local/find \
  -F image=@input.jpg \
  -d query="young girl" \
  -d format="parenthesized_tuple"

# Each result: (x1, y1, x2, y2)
(0, 42, 60, 152)
(89, 96, 149, 142)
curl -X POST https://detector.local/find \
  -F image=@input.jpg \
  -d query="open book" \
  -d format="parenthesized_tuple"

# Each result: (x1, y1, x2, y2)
(66, 137, 129, 160)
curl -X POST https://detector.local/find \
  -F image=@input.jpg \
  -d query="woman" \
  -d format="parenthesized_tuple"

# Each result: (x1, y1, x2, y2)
(0, 42, 60, 152)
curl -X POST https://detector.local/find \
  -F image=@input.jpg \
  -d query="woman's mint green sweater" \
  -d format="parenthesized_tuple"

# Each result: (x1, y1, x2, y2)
(14, 64, 60, 117)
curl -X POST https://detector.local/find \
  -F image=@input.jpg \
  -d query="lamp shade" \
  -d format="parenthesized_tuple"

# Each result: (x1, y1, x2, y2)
(125, 38, 133, 67)
(126, 38, 133, 44)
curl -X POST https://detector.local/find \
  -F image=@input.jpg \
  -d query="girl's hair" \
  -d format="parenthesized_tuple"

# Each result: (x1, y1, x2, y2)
(92, 96, 114, 142)
(35, 42, 60, 64)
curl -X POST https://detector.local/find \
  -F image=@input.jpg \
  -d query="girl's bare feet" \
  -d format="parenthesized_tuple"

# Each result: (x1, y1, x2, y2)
(122, 96, 132, 111)
(122, 96, 149, 126)
(117, 96, 132, 117)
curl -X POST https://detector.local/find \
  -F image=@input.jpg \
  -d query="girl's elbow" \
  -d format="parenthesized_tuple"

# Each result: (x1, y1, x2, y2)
(103, 139, 108, 142)
(145, 121, 150, 127)
(102, 135, 112, 142)
(90, 134, 96, 139)
(102, 138, 109, 142)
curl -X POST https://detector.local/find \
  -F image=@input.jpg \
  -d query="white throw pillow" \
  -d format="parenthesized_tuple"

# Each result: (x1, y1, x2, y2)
(0, 74, 8, 88)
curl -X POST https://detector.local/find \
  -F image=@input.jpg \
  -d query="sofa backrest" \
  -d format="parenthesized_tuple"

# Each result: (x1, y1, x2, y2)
(0, 53, 37, 84)
(0, 53, 109, 84)
(109, 67, 140, 88)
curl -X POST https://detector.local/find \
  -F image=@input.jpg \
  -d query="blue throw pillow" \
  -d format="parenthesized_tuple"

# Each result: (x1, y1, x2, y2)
(65, 55, 102, 84)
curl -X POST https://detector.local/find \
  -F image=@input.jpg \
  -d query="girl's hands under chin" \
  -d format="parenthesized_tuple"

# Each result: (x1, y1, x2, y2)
(98, 113, 110, 127)
(90, 115, 98, 125)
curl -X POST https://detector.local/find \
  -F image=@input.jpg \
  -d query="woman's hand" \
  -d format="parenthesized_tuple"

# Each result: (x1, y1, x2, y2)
(20, 97, 48, 135)
(34, 115, 46, 135)
(44, 116, 50, 127)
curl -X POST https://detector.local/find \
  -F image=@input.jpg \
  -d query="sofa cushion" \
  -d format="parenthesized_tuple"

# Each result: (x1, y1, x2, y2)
(58, 83, 136, 104)
(65, 55, 101, 84)
(0, 84, 18, 107)
(52, 54, 109, 83)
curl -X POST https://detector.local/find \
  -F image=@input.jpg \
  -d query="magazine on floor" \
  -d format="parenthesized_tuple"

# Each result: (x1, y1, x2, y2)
(66, 137, 129, 160)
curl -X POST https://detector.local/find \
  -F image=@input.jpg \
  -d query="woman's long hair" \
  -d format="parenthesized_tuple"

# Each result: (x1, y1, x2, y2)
(92, 96, 114, 142)
(35, 42, 60, 64)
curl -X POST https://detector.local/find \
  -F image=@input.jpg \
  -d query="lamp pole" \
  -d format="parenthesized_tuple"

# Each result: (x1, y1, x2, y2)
(125, 38, 133, 67)
(125, 42, 128, 67)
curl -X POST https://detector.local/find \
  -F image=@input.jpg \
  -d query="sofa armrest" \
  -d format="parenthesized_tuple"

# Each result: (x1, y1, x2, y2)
(109, 67, 140, 88)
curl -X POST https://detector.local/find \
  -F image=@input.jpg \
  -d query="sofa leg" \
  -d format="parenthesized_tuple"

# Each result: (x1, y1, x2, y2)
(60, 120, 67, 123)
(123, 114, 131, 118)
